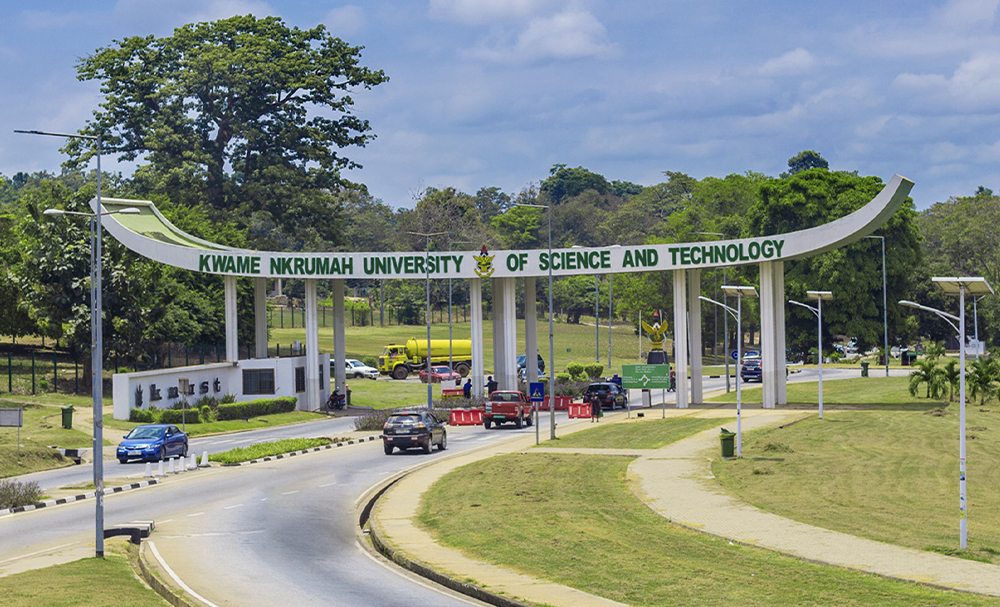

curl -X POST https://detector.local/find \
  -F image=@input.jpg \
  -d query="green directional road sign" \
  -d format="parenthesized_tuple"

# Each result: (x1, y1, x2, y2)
(622, 364, 672, 389)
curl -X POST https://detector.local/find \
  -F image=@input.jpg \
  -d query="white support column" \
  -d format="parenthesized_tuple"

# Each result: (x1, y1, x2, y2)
(224, 275, 238, 362)
(760, 262, 777, 409)
(524, 277, 538, 383)
(673, 270, 688, 409)
(773, 260, 787, 405)
(304, 279, 320, 412)
(332, 279, 346, 396)
(492, 277, 518, 391)
(687, 269, 703, 405)
(254, 277, 268, 359)
(470, 278, 484, 398)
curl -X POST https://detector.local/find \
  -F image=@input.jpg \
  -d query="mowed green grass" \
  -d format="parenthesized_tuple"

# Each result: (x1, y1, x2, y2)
(419, 451, 993, 606)
(0, 398, 95, 477)
(713, 404, 1000, 564)
(0, 539, 168, 607)
(540, 415, 735, 449)
(709, 376, 936, 407)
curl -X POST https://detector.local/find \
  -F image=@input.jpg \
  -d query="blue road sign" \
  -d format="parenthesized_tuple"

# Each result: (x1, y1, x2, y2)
(529, 382, 545, 402)
(731, 349, 739, 361)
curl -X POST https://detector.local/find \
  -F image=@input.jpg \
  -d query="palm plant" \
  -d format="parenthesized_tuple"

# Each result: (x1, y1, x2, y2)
(968, 356, 999, 405)
(925, 341, 946, 360)
(941, 359, 960, 402)
(908, 359, 946, 399)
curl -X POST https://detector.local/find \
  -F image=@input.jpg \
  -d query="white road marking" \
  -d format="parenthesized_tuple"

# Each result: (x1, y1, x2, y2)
(223, 504, 244, 510)
(148, 541, 222, 607)
(159, 519, 174, 524)
(318, 482, 337, 488)
(355, 540, 482, 606)
(187, 512, 205, 517)
(0, 542, 78, 565)
(281, 490, 299, 495)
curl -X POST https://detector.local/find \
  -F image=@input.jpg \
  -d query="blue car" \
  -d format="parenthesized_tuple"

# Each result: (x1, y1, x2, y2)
(740, 359, 762, 383)
(117, 424, 189, 463)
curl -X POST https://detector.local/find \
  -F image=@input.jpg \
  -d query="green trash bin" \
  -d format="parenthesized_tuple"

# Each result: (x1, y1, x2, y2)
(861, 361, 869, 377)
(61, 405, 74, 429)
(719, 428, 735, 458)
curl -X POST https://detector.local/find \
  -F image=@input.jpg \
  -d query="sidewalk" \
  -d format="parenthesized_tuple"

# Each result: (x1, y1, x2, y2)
(370, 406, 1000, 606)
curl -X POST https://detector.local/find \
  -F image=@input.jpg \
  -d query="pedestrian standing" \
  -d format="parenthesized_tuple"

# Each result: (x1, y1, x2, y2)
(487, 376, 498, 396)
(590, 392, 601, 422)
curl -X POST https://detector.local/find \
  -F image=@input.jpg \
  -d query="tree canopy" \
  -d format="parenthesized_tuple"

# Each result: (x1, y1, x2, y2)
(67, 15, 387, 249)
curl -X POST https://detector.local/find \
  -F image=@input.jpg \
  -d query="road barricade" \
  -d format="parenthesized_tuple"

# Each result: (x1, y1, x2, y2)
(441, 389, 465, 401)
(448, 408, 483, 425)
(568, 402, 591, 418)
(556, 396, 571, 410)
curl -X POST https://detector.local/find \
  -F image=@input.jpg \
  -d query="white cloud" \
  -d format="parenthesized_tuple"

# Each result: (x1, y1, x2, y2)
(429, 0, 555, 25)
(936, 0, 999, 30)
(466, 9, 617, 62)
(324, 6, 364, 35)
(113, 0, 275, 35)
(754, 48, 818, 77)
(894, 51, 1000, 111)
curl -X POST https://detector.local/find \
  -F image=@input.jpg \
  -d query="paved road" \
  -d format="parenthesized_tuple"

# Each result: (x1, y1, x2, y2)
(1, 414, 588, 605)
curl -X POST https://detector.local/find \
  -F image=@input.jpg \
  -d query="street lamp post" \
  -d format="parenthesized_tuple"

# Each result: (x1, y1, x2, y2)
(607, 245, 620, 371)
(407, 231, 446, 409)
(865, 235, 889, 376)
(700, 285, 757, 457)
(516, 203, 555, 440)
(789, 291, 833, 419)
(18, 127, 119, 558)
(900, 276, 994, 549)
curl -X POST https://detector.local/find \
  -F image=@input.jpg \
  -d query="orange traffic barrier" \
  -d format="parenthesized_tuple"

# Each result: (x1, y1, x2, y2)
(568, 402, 590, 418)
(448, 408, 484, 425)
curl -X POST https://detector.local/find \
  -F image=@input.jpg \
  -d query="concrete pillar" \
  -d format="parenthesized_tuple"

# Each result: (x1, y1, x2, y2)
(492, 277, 518, 391)
(673, 270, 688, 408)
(773, 260, 787, 405)
(470, 278, 484, 399)
(687, 269, 703, 405)
(332, 279, 346, 395)
(224, 275, 238, 361)
(304, 279, 320, 412)
(524, 277, 538, 383)
(760, 262, 777, 409)
(254, 277, 268, 359)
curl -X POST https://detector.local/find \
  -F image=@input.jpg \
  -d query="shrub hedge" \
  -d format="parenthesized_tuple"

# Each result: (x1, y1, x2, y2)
(216, 397, 297, 421)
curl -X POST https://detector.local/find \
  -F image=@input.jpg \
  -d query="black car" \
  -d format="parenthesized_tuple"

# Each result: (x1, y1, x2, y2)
(584, 382, 628, 410)
(382, 411, 447, 455)
(516, 354, 545, 373)
(741, 358, 762, 382)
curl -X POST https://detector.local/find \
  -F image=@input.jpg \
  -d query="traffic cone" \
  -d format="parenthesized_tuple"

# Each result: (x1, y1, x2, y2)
(144, 462, 152, 478)
(200, 451, 209, 467)
(158, 460, 165, 477)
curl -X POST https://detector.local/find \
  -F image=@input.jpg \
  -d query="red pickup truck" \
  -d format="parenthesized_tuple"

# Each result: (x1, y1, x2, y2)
(483, 390, 534, 429)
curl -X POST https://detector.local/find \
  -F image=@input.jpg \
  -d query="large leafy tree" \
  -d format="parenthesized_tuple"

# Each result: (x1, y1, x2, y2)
(66, 15, 388, 248)
(748, 169, 922, 359)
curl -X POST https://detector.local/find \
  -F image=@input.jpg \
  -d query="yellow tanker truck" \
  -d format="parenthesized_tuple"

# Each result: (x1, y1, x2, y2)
(378, 337, 473, 379)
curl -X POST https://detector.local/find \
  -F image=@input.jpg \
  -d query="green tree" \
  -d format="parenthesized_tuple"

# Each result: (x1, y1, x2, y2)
(67, 15, 388, 248)
(750, 169, 922, 360)
(551, 275, 597, 324)
(968, 356, 999, 405)
(784, 150, 829, 176)
(540, 165, 611, 204)
(908, 359, 945, 399)
(942, 359, 960, 402)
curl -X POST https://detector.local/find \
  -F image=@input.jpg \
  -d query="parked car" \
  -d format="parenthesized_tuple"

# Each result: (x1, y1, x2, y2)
(742, 350, 761, 360)
(516, 354, 546, 373)
(418, 365, 462, 383)
(117, 424, 188, 463)
(517, 367, 547, 382)
(741, 358, 762, 382)
(382, 411, 447, 454)
(331, 359, 379, 380)
(584, 382, 628, 410)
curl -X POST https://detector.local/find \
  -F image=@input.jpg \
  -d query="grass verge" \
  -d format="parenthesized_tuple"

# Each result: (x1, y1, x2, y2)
(712, 406, 1000, 565)
(419, 452, 992, 606)
(208, 437, 333, 464)
(0, 538, 168, 606)
(539, 415, 734, 449)
(708, 376, 941, 408)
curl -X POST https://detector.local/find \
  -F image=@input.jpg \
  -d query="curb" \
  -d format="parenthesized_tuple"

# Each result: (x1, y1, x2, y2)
(2, 479, 160, 515)
(219, 436, 379, 466)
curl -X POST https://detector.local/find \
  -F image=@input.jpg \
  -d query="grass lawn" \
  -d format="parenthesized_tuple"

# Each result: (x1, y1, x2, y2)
(208, 437, 332, 464)
(0, 397, 95, 477)
(419, 451, 992, 606)
(0, 539, 168, 607)
(539, 415, 735, 450)
(709, 376, 937, 407)
(712, 403, 1000, 564)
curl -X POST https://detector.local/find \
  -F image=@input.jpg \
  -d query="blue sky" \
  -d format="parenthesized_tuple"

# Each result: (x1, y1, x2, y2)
(2, 0, 999, 210)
